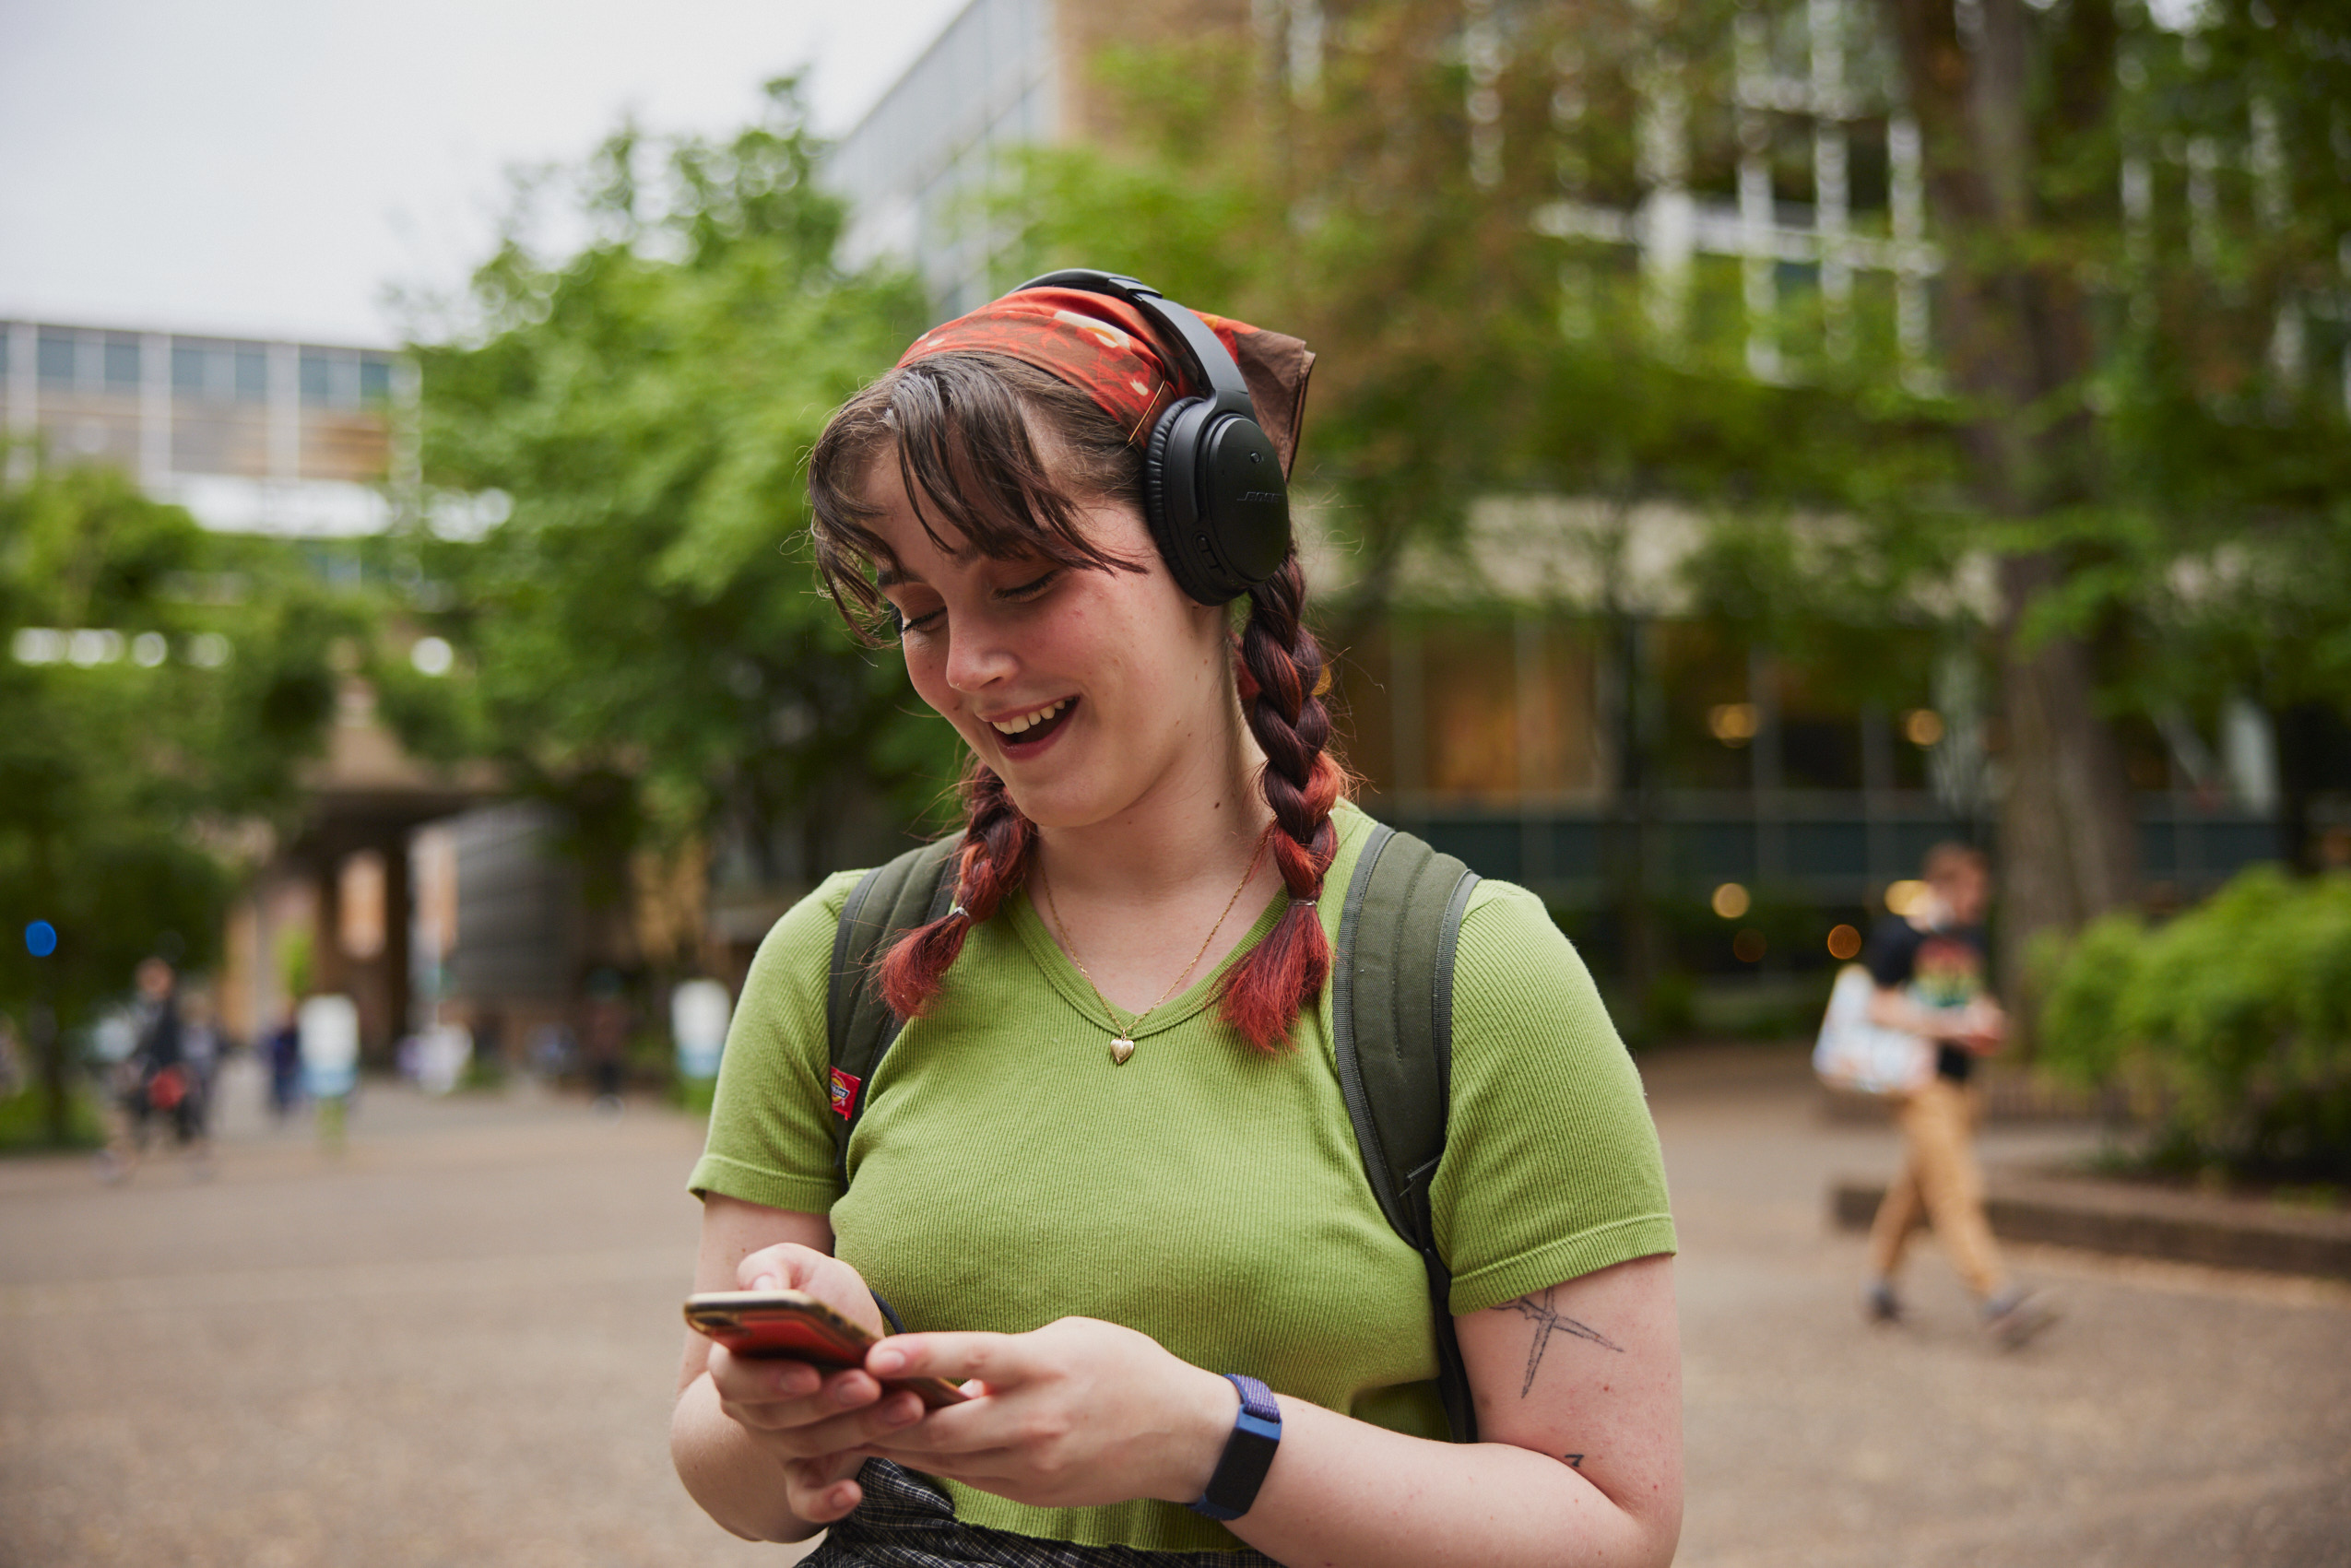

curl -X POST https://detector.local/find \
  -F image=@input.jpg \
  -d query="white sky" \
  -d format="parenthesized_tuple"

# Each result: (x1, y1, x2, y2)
(0, 0, 968, 347)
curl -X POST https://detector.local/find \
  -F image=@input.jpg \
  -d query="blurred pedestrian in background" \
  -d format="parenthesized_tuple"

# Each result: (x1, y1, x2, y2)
(265, 1003, 303, 1122)
(181, 985, 220, 1140)
(99, 956, 209, 1181)
(1861, 844, 2054, 1347)
(579, 967, 631, 1114)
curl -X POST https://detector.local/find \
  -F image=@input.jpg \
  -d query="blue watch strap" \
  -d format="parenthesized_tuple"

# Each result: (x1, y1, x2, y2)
(1187, 1373, 1282, 1521)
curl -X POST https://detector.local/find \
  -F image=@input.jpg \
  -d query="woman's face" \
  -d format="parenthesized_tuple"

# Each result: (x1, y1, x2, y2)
(864, 450, 1240, 831)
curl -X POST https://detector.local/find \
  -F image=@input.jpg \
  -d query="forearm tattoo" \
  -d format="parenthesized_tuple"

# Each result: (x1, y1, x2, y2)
(1504, 1286, 1624, 1397)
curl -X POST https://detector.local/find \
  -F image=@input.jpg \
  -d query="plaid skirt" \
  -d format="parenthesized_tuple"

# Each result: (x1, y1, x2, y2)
(804, 1461, 1282, 1568)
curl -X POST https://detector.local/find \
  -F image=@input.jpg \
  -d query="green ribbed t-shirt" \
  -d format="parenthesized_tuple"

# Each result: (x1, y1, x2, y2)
(690, 803, 1675, 1553)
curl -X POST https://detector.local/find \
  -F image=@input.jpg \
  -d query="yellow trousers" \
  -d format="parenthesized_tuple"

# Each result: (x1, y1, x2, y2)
(1867, 1075, 2007, 1301)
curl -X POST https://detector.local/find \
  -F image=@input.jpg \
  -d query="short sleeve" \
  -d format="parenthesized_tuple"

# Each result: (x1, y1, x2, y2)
(687, 870, 864, 1215)
(1430, 882, 1677, 1316)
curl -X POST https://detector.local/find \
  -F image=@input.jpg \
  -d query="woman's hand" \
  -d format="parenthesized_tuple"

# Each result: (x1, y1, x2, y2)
(703, 1242, 920, 1524)
(854, 1316, 1236, 1511)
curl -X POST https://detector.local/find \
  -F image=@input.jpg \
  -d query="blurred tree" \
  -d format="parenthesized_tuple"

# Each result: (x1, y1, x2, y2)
(1003, 0, 2351, 1012)
(0, 458, 352, 1142)
(408, 81, 948, 972)
(1876, 0, 2351, 985)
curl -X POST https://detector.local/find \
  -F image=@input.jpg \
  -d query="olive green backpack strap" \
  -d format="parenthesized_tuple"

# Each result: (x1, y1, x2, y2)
(1331, 823, 1482, 1444)
(825, 837, 962, 1185)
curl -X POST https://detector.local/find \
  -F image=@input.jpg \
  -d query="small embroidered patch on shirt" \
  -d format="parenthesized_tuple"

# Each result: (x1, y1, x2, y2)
(828, 1067, 862, 1120)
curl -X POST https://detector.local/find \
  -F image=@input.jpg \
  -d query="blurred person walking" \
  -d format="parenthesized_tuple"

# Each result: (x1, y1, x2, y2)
(579, 968, 631, 1114)
(98, 956, 209, 1181)
(181, 986, 221, 1139)
(265, 1003, 303, 1121)
(1861, 844, 2054, 1347)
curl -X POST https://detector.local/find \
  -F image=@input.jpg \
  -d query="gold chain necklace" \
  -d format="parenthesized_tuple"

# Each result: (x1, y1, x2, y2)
(1038, 833, 1269, 1066)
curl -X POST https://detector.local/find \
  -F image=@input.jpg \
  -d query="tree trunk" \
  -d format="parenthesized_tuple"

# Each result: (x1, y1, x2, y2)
(1881, 0, 2139, 1017)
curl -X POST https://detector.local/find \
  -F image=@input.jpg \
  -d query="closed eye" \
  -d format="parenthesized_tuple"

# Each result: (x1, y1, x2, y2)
(998, 570, 1058, 603)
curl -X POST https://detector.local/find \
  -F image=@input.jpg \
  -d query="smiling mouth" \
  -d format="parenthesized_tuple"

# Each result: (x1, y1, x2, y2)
(990, 697, 1077, 750)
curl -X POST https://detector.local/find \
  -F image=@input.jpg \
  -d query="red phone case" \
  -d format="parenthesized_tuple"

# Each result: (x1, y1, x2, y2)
(683, 1290, 969, 1408)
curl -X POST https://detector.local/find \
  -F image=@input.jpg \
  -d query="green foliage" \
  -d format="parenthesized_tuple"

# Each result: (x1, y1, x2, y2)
(0, 456, 351, 1141)
(0, 1082, 103, 1153)
(2038, 865, 2351, 1179)
(0, 459, 351, 1022)
(409, 80, 957, 900)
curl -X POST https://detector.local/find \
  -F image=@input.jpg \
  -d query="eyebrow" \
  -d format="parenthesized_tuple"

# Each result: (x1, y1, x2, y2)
(875, 545, 986, 589)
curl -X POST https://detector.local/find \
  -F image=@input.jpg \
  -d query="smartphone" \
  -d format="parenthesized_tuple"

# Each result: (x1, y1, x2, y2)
(682, 1288, 969, 1408)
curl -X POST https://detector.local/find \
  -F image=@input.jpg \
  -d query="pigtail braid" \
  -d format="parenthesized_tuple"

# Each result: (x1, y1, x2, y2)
(1220, 554, 1345, 1052)
(878, 760, 1035, 1019)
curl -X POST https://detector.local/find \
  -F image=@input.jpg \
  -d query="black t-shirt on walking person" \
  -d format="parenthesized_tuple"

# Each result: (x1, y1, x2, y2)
(1863, 916, 1989, 1083)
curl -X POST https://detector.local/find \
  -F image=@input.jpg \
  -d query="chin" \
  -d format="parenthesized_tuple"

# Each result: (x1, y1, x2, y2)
(991, 773, 1121, 832)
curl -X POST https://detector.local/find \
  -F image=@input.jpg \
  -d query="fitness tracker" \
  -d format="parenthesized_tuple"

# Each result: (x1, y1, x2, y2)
(1186, 1373, 1282, 1521)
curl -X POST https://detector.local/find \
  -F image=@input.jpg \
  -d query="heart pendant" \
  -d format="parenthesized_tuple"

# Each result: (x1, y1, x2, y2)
(1109, 1037, 1136, 1066)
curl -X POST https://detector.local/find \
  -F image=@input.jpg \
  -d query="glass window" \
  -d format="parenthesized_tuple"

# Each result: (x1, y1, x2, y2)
(301, 352, 333, 406)
(38, 332, 78, 385)
(104, 336, 141, 389)
(234, 348, 267, 402)
(359, 356, 393, 404)
(173, 345, 212, 396)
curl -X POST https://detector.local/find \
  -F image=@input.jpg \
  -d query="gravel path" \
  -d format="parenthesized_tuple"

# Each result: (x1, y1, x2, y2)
(2, 1047, 2344, 1566)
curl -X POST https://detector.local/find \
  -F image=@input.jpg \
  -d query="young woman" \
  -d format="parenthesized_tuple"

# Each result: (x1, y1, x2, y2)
(670, 278, 1683, 1567)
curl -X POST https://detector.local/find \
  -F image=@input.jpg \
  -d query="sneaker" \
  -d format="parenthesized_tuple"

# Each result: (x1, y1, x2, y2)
(1862, 1279, 1903, 1325)
(1982, 1288, 2059, 1350)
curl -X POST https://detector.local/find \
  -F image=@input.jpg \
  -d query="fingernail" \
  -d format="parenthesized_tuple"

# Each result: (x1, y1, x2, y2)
(868, 1347, 904, 1374)
(752, 1274, 779, 1291)
(883, 1397, 920, 1426)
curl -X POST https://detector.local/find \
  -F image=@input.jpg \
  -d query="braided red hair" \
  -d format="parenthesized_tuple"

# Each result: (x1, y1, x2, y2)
(877, 759, 1033, 1020)
(1218, 555, 1344, 1050)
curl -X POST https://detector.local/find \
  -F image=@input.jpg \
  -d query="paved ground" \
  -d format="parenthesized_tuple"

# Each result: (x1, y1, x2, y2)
(1647, 1047, 2351, 1568)
(2, 1046, 2345, 1567)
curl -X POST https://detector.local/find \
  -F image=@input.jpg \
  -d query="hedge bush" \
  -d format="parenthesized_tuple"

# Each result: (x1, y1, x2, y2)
(2037, 866, 2351, 1181)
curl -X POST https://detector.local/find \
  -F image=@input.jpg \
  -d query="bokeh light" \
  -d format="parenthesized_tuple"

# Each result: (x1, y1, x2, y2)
(410, 636, 455, 677)
(24, 920, 58, 957)
(1711, 882, 1751, 919)
(1732, 928, 1767, 962)
(1707, 702, 1758, 746)
(1884, 879, 1928, 916)
(1902, 708, 1945, 746)
(1825, 923, 1861, 961)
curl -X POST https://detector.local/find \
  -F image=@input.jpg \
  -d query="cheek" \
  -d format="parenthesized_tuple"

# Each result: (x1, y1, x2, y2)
(900, 640, 961, 722)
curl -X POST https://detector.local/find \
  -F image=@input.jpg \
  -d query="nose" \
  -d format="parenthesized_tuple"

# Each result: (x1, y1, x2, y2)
(941, 617, 1017, 696)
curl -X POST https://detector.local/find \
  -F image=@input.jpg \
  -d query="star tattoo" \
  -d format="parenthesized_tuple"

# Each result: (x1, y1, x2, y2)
(1505, 1286, 1624, 1397)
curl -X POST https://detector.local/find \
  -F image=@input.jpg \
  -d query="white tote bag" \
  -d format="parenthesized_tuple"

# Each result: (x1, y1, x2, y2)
(1813, 963, 1932, 1096)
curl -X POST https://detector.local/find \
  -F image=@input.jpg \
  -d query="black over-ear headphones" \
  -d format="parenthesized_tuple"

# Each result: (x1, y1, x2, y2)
(1011, 268, 1292, 607)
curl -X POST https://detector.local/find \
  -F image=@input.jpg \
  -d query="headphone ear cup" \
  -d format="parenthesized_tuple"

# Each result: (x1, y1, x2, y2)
(1141, 397, 1186, 573)
(1141, 397, 1225, 605)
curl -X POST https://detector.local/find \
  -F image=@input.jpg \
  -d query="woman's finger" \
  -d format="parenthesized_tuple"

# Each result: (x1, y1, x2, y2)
(783, 1450, 870, 1523)
(726, 1387, 929, 1456)
(865, 1330, 1024, 1387)
(704, 1343, 830, 1404)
